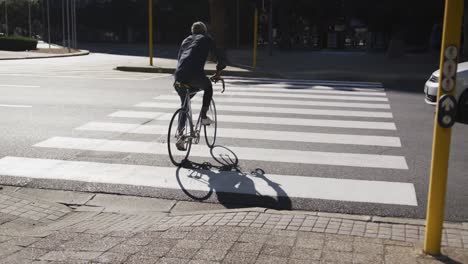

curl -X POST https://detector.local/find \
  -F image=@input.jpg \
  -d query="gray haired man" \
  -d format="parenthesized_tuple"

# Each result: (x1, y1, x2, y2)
(173, 21, 226, 150)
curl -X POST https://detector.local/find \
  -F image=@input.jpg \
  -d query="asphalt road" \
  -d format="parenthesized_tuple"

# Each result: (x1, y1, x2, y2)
(0, 53, 466, 222)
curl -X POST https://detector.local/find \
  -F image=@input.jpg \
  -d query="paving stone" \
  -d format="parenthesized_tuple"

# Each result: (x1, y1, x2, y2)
(137, 245, 173, 258)
(108, 244, 142, 254)
(185, 232, 213, 241)
(202, 240, 234, 251)
(270, 230, 298, 238)
(255, 255, 288, 264)
(231, 241, 263, 253)
(289, 247, 321, 260)
(156, 257, 190, 264)
(294, 237, 323, 249)
(238, 233, 268, 243)
(161, 231, 188, 240)
(0, 242, 23, 257)
(222, 251, 257, 264)
(209, 232, 240, 242)
(287, 259, 319, 264)
(353, 241, 384, 254)
(384, 246, 418, 264)
(147, 238, 180, 249)
(188, 260, 220, 264)
(175, 239, 203, 249)
(321, 250, 353, 264)
(261, 244, 292, 257)
(244, 227, 271, 234)
(353, 253, 384, 264)
(30, 237, 68, 250)
(92, 251, 131, 264)
(166, 247, 198, 259)
(0, 248, 48, 263)
(39, 250, 102, 261)
(264, 235, 295, 247)
(125, 254, 159, 264)
(193, 249, 227, 261)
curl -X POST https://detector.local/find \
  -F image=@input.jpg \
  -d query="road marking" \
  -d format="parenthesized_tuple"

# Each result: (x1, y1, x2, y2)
(0, 104, 32, 108)
(174, 91, 388, 102)
(223, 77, 384, 87)
(0, 84, 40, 88)
(0, 157, 417, 206)
(109, 111, 168, 119)
(224, 86, 387, 95)
(154, 95, 391, 109)
(107, 110, 397, 130)
(136, 102, 393, 118)
(77, 122, 402, 147)
(0, 73, 154, 81)
(34, 137, 408, 169)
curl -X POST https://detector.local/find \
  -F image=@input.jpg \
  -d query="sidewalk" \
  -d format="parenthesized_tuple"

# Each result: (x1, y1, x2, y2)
(0, 186, 466, 263)
(0, 41, 89, 60)
(113, 44, 440, 82)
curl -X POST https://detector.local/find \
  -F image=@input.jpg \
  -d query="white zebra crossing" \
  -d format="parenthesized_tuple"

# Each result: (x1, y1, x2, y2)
(108, 111, 397, 130)
(153, 95, 391, 109)
(0, 77, 418, 207)
(77, 122, 402, 147)
(0, 157, 417, 206)
(135, 102, 393, 118)
(34, 137, 408, 169)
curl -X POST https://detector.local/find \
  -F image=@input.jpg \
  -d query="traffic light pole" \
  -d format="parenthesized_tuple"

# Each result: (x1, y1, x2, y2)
(424, 0, 463, 255)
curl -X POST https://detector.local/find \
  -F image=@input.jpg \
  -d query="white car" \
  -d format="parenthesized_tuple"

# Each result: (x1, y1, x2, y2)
(424, 61, 468, 123)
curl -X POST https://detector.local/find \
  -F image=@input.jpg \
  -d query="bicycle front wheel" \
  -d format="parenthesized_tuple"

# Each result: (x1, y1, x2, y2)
(204, 99, 217, 148)
(167, 108, 193, 166)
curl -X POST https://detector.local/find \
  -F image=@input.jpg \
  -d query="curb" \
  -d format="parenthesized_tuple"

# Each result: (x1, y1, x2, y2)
(0, 50, 90, 60)
(115, 65, 283, 78)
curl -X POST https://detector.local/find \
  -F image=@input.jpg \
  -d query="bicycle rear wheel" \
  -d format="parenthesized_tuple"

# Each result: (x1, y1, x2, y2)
(204, 99, 217, 148)
(167, 108, 193, 166)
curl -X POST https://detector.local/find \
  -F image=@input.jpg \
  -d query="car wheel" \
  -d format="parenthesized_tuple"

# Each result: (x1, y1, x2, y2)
(457, 91, 468, 124)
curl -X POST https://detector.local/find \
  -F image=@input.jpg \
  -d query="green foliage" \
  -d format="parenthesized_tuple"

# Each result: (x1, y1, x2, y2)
(0, 36, 37, 51)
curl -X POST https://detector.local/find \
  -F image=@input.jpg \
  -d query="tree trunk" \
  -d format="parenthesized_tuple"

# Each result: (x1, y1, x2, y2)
(462, 3, 468, 61)
(208, 0, 226, 49)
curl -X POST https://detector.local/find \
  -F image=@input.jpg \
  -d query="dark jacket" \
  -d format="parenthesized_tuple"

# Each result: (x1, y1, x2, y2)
(174, 33, 226, 82)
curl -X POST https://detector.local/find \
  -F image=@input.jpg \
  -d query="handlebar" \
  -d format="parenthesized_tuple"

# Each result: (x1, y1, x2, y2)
(210, 76, 225, 93)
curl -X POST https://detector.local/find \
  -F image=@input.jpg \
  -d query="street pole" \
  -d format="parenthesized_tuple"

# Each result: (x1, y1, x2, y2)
(74, 0, 77, 49)
(71, 0, 75, 49)
(148, 0, 154, 66)
(236, 0, 239, 48)
(253, 8, 258, 68)
(268, 0, 273, 56)
(66, 0, 71, 52)
(46, 0, 51, 49)
(28, 0, 32, 38)
(62, 0, 65, 47)
(4, 0, 8, 36)
(424, 0, 463, 255)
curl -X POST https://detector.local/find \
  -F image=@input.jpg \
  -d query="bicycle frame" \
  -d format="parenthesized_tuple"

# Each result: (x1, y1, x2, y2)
(180, 89, 203, 144)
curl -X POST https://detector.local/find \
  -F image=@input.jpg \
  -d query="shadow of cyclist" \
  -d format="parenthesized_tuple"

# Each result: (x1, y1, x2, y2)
(175, 145, 292, 210)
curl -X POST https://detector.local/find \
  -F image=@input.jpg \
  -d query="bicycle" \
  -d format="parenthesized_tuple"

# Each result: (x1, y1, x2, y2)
(167, 76, 225, 166)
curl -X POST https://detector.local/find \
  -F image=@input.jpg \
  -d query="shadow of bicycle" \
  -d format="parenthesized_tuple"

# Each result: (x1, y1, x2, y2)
(175, 145, 292, 210)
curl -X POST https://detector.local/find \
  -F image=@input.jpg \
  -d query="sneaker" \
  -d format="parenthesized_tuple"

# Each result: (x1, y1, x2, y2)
(201, 117, 214, 126)
(176, 138, 187, 151)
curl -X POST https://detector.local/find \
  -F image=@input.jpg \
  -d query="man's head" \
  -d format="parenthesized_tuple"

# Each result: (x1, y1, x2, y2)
(191, 21, 207, 35)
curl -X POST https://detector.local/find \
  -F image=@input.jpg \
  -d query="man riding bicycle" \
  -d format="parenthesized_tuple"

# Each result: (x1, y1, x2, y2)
(173, 21, 226, 151)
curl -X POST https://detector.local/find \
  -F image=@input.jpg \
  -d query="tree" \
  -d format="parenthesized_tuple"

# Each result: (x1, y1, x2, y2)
(208, 0, 226, 49)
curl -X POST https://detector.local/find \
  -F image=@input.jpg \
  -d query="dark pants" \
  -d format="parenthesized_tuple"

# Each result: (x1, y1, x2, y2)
(175, 76, 213, 133)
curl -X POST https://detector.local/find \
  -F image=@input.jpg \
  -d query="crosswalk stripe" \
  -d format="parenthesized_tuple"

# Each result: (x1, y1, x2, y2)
(107, 111, 397, 130)
(153, 95, 391, 109)
(183, 91, 389, 102)
(223, 86, 387, 96)
(136, 102, 393, 119)
(77, 122, 402, 147)
(0, 157, 417, 206)
(34, 137, 408, 169)
(224, 77, 383, 88)
(109, 111, 167, 119)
